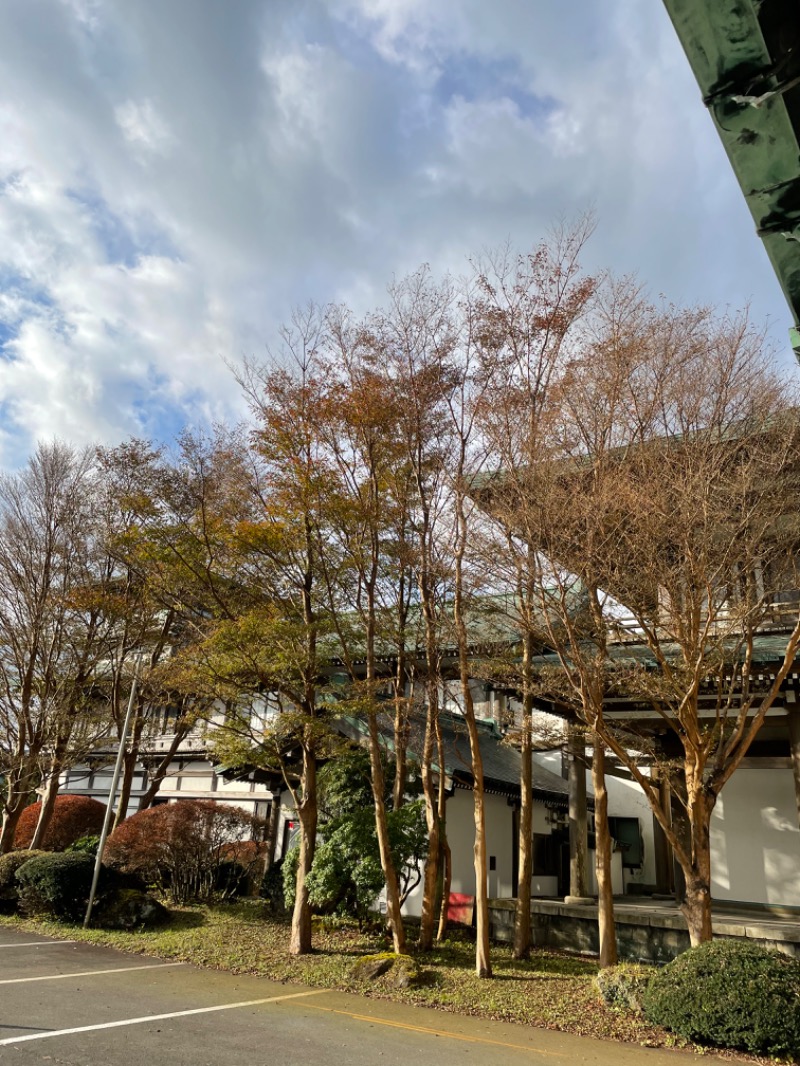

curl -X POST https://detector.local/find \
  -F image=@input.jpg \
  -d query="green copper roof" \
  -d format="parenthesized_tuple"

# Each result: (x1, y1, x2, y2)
(662, 0, 800, 359)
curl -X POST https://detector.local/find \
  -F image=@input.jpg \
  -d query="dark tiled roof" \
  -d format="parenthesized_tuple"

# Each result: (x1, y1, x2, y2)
(341, 710, 582, 806)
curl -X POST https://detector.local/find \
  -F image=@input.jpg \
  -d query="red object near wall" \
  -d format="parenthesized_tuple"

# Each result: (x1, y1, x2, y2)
(446, 892, 475, 926)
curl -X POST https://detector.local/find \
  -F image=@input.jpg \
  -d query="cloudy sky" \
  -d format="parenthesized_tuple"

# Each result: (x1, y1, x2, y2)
(0, 0, 795, 468)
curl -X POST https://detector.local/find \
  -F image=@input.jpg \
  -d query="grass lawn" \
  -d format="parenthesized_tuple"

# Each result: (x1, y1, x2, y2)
(0, 902, 780, 1062)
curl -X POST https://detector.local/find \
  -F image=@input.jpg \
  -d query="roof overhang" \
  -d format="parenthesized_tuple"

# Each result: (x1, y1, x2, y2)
(662, 0, 800, 359)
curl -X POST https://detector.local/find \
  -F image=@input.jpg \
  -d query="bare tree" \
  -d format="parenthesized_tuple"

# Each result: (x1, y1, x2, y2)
(504, 290, 800, 947)
(371, 269, 461, 951)
(469, 223, 601, 959)
(0, 442, 105, 851)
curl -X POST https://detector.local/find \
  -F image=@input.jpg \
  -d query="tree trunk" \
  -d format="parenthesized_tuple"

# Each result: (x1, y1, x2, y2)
(681, 794, 714, 946)
(591, 739, 618, 967)
(0, 803, 27, 854)
(113, 708, 147, 829)
(418, 769, 441, 952)
(514, 691, 534, 959)
(265, 795, 282, 869)
(392, 696, 409, 812)
(113, 747, 138, 830)
(419, 669, 442, 951)
(436, 832, 452, 941)
(566, 723, 590, 900)
(29, 767, 62, 851)
(289, 745, 317, 956)
(392, 644, 409, 811)
(467, 747, 492, 977)
(0, 764, 35, 853)
(367, 712, 407, 954)
(683, 876, 713, 947)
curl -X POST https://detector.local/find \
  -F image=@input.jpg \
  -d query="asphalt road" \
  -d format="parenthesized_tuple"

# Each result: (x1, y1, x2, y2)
(0, 928, 705, 1066)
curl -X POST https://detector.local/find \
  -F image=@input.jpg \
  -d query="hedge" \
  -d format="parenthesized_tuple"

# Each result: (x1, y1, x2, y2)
(642, 938, 800, 1056)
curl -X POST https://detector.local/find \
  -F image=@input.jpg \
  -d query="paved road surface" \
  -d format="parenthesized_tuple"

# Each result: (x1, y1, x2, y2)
(0, 928, 707, 1065)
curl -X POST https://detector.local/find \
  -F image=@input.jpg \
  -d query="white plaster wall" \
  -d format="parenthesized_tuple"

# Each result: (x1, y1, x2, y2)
(532, 803, 551, 835)
(402, 788, 516, 917)
(62, 759, 275, 820)
(710, 768, 800, 906)
(532, 750, 658, 892)
(603, 774, 657, 891)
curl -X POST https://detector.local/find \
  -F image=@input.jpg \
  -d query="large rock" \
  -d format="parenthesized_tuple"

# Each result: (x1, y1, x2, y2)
(95, 888, 169, 931)
(352, 953, 423, 988)
(352, 955, 394, 981)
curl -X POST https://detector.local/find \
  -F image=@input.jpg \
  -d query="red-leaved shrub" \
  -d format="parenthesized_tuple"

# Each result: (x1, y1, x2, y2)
(104, 800, 264, 903)
(14, 795, 107, 852)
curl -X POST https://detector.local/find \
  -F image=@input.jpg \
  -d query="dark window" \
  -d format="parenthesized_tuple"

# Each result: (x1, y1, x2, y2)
(608, 816, 643, 868)
(533, 832, 560, 877)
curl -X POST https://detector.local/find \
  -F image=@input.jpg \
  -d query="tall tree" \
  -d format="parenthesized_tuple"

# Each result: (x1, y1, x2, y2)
(469, 223, 600, 959)
(0, 443, 104, 851)
(508, 291, 800, 947)
(371, 269, 461, 951)
(318, 311, 420, 954)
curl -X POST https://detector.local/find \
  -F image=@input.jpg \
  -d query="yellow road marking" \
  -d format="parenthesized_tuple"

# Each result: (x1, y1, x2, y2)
(298, 1001, 568, 1058)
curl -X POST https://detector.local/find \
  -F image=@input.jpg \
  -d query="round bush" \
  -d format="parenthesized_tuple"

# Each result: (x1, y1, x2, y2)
(0, 850, 47, 909)
(14, 795, 107, 851)
(642, 939, 800, 1056)
(15, 852, 97, 920)
(105, 800, 264, 904)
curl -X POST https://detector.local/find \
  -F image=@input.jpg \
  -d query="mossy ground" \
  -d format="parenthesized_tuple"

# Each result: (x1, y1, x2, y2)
(0, 903, 788, 1063)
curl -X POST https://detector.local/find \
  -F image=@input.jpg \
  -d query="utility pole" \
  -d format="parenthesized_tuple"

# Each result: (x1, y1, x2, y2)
(83, 653, 142, 928)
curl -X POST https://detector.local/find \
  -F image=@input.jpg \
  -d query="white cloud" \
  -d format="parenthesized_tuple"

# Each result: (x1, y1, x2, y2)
(115, 99, 174, 156)
(0, 0, 794, 469)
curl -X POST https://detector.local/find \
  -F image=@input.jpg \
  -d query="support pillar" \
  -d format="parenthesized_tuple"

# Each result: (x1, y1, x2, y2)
(565, 723, 592, 903)
(652, 767, 674, 895)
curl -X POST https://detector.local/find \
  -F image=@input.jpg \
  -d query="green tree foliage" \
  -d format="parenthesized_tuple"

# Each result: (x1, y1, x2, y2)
(284, 747, 426, 923)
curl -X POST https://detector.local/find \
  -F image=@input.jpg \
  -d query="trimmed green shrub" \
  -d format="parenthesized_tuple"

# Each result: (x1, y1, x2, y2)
(260, 859, 286, 914)
(15, 852, 97, 920)
(595, 963, 654, 1014)
(65, 834, 101, 856)
(642, 939, 800, 1056)
(0, 850, 47, 910)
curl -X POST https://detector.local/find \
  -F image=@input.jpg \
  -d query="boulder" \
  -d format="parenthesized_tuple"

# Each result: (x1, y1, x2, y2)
(95, 888, 169, 931)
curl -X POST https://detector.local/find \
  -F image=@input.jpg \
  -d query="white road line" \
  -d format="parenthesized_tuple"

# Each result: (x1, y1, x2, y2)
(0, 988, 328, 1046)
(0, 962, 184, 985)
(0, 941, 77, 949)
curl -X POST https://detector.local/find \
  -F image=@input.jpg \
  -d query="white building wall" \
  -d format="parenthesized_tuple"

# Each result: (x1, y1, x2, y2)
(533, 750, 658, 893)
(604, 774, 658, 892)
(711, 767, 800, 907)
(402, 788, 516, 917)
(62, 758, 276, 820)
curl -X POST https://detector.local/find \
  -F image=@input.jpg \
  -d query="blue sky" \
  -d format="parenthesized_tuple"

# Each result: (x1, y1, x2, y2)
(0, 0, 796, 467)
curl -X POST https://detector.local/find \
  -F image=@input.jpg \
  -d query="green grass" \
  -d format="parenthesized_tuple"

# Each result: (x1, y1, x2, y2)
(0, 903, 779, 1061)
